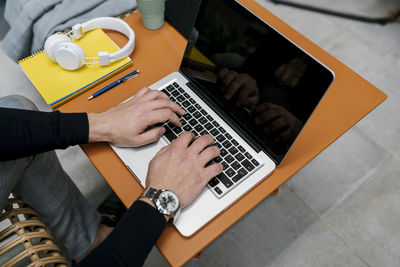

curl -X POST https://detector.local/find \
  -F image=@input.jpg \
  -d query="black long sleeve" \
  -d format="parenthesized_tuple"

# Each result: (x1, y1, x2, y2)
(77, 201, 167, 267)
(1, 107, 167, 265)
(0, 107, 89, 161)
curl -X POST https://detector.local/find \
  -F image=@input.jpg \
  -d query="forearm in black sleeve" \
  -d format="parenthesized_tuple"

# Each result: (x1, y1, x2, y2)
(77, 201, 167, 267)
(0, 108, 89, 161)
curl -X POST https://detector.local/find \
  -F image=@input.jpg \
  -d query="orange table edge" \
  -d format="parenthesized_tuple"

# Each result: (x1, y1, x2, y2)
(58, 1, 386, 266)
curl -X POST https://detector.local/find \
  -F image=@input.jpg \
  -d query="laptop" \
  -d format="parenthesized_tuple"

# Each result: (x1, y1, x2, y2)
(112, 0, 334, 236)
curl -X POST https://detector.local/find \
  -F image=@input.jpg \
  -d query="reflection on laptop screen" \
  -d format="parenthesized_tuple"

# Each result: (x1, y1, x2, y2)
(181, 0, 334, 164)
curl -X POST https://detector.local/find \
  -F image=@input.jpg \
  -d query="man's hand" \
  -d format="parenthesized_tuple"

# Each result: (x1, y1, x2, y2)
(145, 132, 222, 209)
(87, 87, 185, 147)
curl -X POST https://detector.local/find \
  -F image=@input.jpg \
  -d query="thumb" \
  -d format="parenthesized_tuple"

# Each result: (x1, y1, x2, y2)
(136, 126, 166, 146)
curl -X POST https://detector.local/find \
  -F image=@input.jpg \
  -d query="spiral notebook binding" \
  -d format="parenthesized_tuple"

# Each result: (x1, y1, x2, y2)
(17, 48, 45, 64)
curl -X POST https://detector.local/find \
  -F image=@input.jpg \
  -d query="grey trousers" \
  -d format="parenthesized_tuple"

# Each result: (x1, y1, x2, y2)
(0, 95, 101, 261)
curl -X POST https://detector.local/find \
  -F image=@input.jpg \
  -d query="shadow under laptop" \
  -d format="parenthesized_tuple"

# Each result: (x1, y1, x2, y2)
(144, 184, 326, 266)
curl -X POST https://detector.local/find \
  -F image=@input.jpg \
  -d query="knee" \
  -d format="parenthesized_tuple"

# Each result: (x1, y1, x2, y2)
(0, 94, 38, 111)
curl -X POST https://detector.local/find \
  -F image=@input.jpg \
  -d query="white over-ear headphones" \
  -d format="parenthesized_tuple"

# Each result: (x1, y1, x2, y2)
(44, 17, 135, 71)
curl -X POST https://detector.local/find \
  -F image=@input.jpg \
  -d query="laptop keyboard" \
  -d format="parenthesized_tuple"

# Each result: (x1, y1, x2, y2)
(160, 82, 262, 198)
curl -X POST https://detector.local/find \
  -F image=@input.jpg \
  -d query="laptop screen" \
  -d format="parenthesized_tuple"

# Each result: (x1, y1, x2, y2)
(180, 0, 334, 164)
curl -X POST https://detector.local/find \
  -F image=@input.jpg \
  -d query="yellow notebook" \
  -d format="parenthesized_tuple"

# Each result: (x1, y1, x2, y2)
(18, 29, 133, 109)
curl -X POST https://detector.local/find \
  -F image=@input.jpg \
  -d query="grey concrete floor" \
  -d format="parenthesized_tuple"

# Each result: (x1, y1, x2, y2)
(1, 0, 399, 266)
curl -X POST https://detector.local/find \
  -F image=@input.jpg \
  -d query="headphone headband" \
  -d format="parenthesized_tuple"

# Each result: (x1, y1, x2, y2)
(74, 17, 135, 64)
(44, 17, 135, 70)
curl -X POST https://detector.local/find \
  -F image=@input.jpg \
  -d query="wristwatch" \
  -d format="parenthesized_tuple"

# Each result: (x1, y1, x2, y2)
(141, 188, 181, 221)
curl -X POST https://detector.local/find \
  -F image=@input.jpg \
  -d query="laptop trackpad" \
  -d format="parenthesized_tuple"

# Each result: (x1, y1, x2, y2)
(112, 138, 168, 187)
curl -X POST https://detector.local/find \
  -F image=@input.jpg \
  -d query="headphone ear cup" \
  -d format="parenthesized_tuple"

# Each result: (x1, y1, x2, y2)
(44, 34, 71, 62)
(54, 42, 85, 70)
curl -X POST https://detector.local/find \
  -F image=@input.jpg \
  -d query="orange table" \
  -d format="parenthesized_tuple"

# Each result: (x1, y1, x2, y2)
(58, 1, 386, 266)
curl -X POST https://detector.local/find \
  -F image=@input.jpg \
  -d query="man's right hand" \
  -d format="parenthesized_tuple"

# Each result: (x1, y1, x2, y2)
(145, 132, 222, 209)
(87, 87, 185, 147)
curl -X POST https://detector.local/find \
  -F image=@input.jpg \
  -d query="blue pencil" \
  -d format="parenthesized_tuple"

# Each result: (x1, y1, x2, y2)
(88, 69, 140, 100)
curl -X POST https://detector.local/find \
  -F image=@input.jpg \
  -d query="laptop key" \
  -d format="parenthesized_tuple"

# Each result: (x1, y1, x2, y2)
(195, 104, 202, 110)
(216, 134, 226, 143)
(182, 100, 191, 108)
(217, 173, 233, 188)
(225, 133, 232, 139)
(183, 125, 192, 131)
(208, 177, 219, 187)
(171, 90, 180, 97)
(172, 82, 179, 88)
(201, 109, 208, 116)
(221, 161, 229, 170)
(164, 127, 177, 142)
(214, 187, 223, 195)
(245, 152, 252, 159)
(228, 147, 238, 155)
(242, 159, 255, 172)
(232, 167, 248, 183)
(238, 145, 246, 153)
(173, 127, 183, 134)
(225, 168, 236, 177)
(188, 106, 196, 113)
(210, 129, 219, 136)
(178, 87, 185, 93)
(220, 148, 228, 157)
(177, 95, 185, 102)
(194, 124, 204, 132)
(231, 161, 241, 170)
(193, 111, 202, 118)
(166, 122, 175, 129)
(167, 85, 175, 91)
(225, 155, 234, 163)
(206, 115, 214, 121)
(189, 98, 196, 104)
(218, 127, 226, 134)
(251, 159, 260, 166)
(222, 140, 232, 149)
(232, 139, 239, 146)
(235, 153, 245, 162)
(184, 93, 190, 98)
(188, 119, 198, 126)
(205, 122, 213, 130)
(183, 113, 192, 120)
(199, 117, 208, 124)
(213, 121, 220, 127)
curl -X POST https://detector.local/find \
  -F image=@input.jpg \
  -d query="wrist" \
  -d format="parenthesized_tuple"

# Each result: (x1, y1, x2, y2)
(87, 113, 110, 143)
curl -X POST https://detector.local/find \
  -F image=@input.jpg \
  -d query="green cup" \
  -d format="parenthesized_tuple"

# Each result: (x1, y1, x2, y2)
(137, 0, 165, 30)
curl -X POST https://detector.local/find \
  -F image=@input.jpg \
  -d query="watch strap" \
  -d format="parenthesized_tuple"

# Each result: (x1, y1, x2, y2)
(142, 187, 160, 203)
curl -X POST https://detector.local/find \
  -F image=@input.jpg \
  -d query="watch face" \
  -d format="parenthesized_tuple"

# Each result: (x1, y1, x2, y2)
(157, 191, 179, 214)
